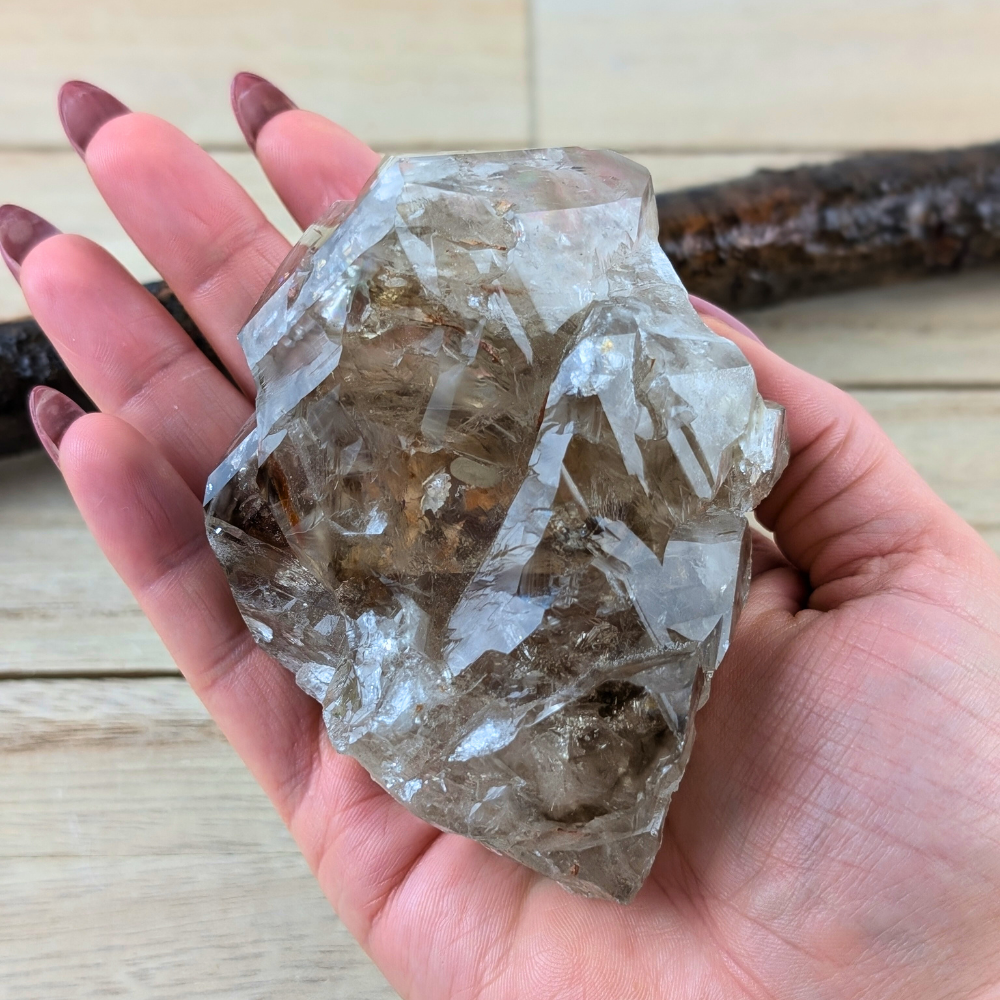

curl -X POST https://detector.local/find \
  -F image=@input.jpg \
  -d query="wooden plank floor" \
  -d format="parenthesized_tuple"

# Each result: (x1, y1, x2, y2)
(1, 2, 999, 996)
(0, 680, 392, 999)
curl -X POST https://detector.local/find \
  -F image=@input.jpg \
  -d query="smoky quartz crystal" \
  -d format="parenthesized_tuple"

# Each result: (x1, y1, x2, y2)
(204, 148, 788, 903)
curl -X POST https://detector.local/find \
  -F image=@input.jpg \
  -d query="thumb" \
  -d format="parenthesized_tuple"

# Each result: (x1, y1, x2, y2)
(699, 312, 982, 611)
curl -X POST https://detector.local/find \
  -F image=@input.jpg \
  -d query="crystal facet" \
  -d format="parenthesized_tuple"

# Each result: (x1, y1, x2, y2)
(204, 148, 788, 903)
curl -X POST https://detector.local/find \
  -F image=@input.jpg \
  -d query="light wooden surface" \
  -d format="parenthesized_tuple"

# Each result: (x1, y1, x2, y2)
(0, 149, 845, 318)
(0, 680, 394, 999)
(533, 0, 1000, 150)
(0, 0, 529, 149)
(1, 2, 999, 997)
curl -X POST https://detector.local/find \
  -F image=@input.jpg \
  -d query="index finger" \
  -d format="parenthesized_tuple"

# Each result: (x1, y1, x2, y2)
(231, 73, 380, 228)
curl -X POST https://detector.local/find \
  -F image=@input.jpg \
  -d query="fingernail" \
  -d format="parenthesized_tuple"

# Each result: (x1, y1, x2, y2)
(29, 386, 85, 468)
(689, 295, 763, 344)
(0, 205, 61, 283)
(58, 80, 130, 157)
(231, 72, 297, 152)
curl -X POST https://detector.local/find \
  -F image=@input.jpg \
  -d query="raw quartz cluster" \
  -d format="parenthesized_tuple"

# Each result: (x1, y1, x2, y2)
(204, 148, 788, 904)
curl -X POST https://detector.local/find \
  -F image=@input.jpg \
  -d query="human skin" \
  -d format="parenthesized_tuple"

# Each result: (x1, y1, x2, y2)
(6, 77, 1000, 999)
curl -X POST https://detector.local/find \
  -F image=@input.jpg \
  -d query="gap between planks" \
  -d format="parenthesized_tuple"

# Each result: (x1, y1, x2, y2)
(0, 676, 396, 998)
(0, 670, 180, 682)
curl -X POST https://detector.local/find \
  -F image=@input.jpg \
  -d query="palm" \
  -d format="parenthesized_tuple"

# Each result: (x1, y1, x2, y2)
(19, 84, 1000, 999)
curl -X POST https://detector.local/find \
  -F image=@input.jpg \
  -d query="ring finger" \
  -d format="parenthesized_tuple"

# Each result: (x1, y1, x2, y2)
(10, 222, 252, 492)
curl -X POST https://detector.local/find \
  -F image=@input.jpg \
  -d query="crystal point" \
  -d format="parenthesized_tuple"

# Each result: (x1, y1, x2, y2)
(205, 148, 788, 903)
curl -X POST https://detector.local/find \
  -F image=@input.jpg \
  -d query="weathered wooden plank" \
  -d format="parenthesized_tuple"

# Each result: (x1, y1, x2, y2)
(745, 271, 1000, 387)
(0, 678, 393, 999)
(0, 678, 275, 857)
(0, 0, 528, 150)
(534, 0, 1000, 150)
(2, 856, 393, 1000)
(627, 150, 840, 193)
(0, 452, 176, 675)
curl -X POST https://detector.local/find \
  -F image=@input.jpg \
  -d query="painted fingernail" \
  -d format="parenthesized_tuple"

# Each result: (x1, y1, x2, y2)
(231, 72, 297, 151)
(29, 386, 85, 468)
(58, 80, 130, 157)
(689, 295, 763, 344)
(0, 205, 61, 283)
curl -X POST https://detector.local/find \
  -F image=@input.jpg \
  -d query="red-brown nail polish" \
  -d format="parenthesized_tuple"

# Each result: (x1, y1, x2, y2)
(28, 386, 85, 468)
(231, 72, 297, 152)
(0, 204, 61, 283)
(689, 295, 763, 344)
(58, 80, 130, 157)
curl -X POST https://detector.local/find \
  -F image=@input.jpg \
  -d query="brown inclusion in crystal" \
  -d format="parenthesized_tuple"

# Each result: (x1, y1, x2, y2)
(204, 148, 787, 902)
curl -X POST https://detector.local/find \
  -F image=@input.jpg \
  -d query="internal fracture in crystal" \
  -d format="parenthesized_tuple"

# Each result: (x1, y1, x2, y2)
(204, 148, 788, 903)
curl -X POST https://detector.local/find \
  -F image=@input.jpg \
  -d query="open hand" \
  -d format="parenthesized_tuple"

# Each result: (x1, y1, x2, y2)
(7, 75, 1000, 999)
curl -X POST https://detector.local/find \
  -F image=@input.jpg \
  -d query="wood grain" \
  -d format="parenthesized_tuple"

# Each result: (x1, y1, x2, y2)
(745, 271, 1000, 387)
(0, 452, 176, 676)
(534, 0, 1000, 150)
(0, 0, 528, 150)
(0, 679, 393, 999)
